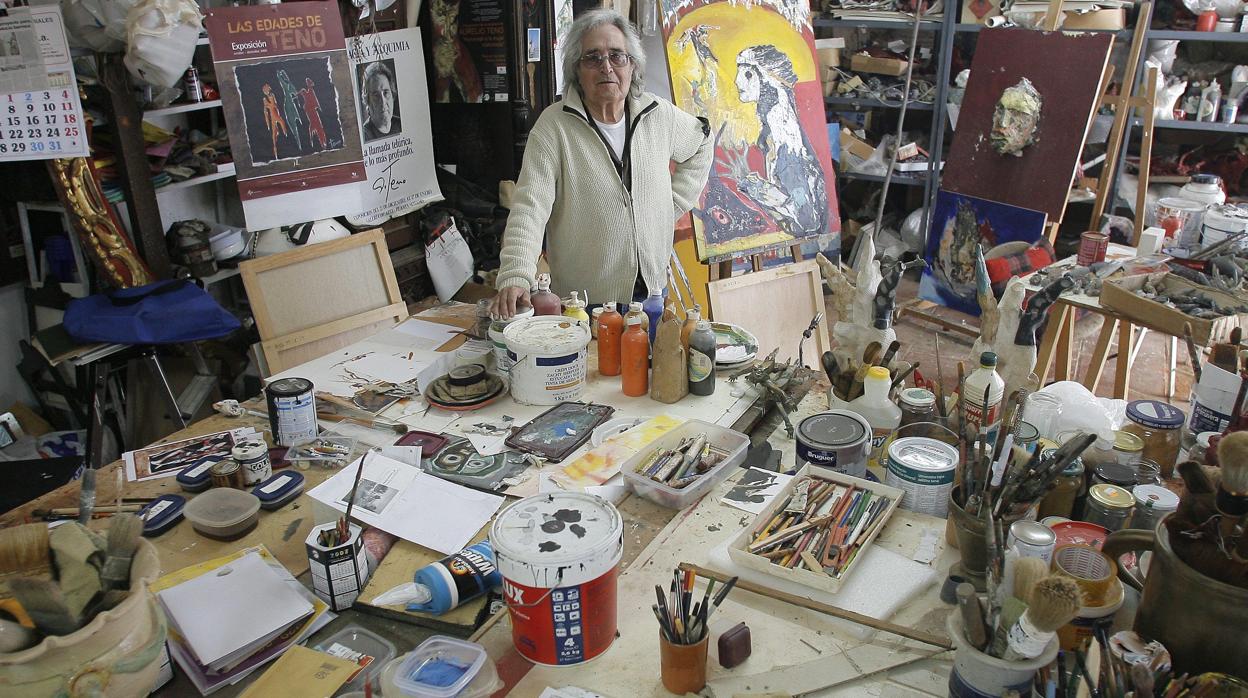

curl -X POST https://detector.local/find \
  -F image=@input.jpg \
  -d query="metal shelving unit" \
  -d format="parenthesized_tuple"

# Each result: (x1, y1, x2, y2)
(824, 94, 935, 111)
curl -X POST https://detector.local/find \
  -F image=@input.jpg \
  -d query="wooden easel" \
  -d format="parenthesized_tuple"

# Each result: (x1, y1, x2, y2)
(707, 242, 806, 282)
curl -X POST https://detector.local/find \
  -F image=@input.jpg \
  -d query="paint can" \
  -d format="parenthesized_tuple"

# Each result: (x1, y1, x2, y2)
(502, 317, 591, 406)
(1077, 231, 1109, 266)
(232, 438, 271, 486)
(1006, 520, 1057, 564)
(884, 436, 958, 517)
(490, 492, 623, 666)
(209, 459, 244, 489)
(795, 410, 871, 478)
(488, 306, 534, 376)
(265, 377, 317, 447)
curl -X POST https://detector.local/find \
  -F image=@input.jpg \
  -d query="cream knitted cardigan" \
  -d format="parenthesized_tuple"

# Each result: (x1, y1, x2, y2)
(495, 88, 713, 306)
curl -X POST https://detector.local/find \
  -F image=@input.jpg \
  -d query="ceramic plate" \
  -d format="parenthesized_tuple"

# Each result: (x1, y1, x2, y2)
(591, 416, 648, 447)
(711, 322, 758, 367)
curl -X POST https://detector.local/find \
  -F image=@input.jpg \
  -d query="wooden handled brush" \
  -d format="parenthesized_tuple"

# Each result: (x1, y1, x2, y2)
(1002, 575, 1082, 660)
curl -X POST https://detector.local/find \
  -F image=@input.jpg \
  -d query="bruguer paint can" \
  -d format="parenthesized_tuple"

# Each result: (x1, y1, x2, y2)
(265, 377, 317, 447)
(232, 438, 271, 486)
(491, 492, 623, 666)
(795, 410, 872, 478)
(884, 437, 958, 517)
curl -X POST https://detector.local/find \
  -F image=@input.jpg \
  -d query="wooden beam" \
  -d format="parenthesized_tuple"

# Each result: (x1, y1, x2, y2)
(1083, 317, 1117, 393)
(1114, 320, 1133, 399)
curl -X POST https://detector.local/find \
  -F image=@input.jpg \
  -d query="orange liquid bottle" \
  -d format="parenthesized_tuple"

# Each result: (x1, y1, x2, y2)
(621, 316, 650, 397)
(597, 302, 623, 376)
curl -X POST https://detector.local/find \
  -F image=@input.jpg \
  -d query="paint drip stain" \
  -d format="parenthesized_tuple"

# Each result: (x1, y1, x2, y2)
(569, 524, 586, 538)
(553, 509, 582, 523)
(282, 518, 304, 541)
(707, 523, 722, 532)
(541, 519, 565, 534)
(539, 541, 561, 552)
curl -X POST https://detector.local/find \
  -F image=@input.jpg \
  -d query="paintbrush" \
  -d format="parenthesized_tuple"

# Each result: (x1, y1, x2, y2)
(879, 340, 901, 370)
(341, 451, 370, 545)
(1183, 322, 1203, 383)
(1011, 557, 1049, 604)
(77, 467, 97, 526)
(9, 578, 79, 636)
(934, 334, 946, 390)
(1003, 575, 1082, 661)
(955, 582, 989, 650)
(99, 513, 142, 592)
(890, 361, 919, 393)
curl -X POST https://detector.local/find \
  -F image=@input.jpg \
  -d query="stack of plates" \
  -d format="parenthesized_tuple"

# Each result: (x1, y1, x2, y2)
(712, 322, 758, 370)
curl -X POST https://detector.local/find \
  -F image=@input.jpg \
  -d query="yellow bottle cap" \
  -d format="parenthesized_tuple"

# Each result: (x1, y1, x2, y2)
(867, 366, 890, 381)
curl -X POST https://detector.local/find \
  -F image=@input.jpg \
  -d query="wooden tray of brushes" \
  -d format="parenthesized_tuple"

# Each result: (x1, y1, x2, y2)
(727, 465, 902, 594)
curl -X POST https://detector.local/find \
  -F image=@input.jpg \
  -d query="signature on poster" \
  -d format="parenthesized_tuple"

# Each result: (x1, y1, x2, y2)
(373, 158, 408, 201)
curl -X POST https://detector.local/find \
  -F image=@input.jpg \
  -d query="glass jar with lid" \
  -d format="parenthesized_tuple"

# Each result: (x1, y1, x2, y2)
(1092, 462, 1136, 489)
(1129, 484, 1180, 531)
(1084, 484, 1135, 532)
(1135, 458, 1163, 486)
(898, 388, 937, 427)
(1112, 430, 1144, 466)
(1122, 400, 1185, 478)
(1188, 431, 1218, 466)
(1039, 457, 1085, 520)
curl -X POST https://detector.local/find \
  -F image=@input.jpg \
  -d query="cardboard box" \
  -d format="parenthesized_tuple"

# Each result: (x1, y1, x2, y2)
(1062, 8, 1127, 30)
(840, 130, 875, 161)
(727, 464, 902, 595)
(850, 53, 909, 77)
(1100, 271, 1248, 346)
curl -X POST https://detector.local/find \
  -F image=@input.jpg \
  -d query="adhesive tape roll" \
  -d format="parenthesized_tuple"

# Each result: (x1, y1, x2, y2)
(985, 16, 1006, 28)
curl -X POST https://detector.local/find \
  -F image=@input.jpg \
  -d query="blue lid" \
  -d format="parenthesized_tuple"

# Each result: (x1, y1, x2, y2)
(1125, 400, 1184, 429)
(251, 470, 304, 508)
(176, 457, 221, 491)
(139, 494, 185, 537)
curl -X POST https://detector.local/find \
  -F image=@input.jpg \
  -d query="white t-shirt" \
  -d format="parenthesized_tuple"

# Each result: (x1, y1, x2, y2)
(593, 116, 626, 161)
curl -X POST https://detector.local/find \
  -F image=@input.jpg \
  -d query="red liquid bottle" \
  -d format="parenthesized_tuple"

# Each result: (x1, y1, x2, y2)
(530, 273, 562, 316)
(597, 302, 623, 376)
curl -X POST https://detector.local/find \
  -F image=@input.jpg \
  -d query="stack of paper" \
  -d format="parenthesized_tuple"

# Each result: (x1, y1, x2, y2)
(152, 547, 334, 695)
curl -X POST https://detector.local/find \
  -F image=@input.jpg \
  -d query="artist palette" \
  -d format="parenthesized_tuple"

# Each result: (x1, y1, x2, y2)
(711, 322, 758, 369)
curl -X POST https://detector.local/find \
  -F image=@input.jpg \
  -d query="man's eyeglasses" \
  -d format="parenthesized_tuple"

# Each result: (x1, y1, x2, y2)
(580, 50, 631, 68)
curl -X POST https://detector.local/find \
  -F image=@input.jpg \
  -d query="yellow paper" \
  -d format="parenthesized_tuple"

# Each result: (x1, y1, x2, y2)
(555, 414, 684, 487)
(238, 645, 358, 698)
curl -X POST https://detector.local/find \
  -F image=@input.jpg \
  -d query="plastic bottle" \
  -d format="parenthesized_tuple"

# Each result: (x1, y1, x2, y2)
(642, 290, 665, 343)
(964, 351, 1006, 444)
(530, 273, 562, 316)
(624, 301, 649, 338)
(562, 290, 589, 323)
(1199, 81, 1222, 122)
(688, 319, 717, 396)
(405, 541, 502, 615)
(621, 315, 650, 397)
(597, 302, 623, 377)
(848, 366, 902, 468)
(681, 304, 702, 353)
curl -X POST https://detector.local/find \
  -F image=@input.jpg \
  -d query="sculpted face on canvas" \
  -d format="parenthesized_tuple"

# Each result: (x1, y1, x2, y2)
(990, 77, 1042, 157)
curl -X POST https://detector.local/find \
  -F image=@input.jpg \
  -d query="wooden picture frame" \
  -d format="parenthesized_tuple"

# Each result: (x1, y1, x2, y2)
(239, 228, 406, 375)
(707, 259, 830, 363)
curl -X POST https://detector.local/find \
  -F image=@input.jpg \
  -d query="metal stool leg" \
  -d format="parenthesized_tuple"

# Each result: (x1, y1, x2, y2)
(144, 350, 187, 429)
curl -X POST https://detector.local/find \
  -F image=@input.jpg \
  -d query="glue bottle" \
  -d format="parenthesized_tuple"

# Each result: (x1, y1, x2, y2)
(530, 274, 562, 316)
(849, 366, 902, 469)
(598, 302, 624, 376)
(964, 351, 1005, 444)
(621, 315, 650, 397)
(563, 290, 590, 323)
(405, 541, 502, 615)
(624, 301, 650, 338)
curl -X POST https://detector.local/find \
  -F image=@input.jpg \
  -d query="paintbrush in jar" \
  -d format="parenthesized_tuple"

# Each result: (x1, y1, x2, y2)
(1002, 575, 1082, 661)
(341, 450, 370, 545)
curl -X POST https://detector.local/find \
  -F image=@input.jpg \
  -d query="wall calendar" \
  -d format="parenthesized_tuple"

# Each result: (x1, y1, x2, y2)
(0, 4, 87, 162)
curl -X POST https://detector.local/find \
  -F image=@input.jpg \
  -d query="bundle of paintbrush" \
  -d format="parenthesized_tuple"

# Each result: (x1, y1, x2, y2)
(635, 434, 725, 490)
(957, 557, 1082, 663)
(1056, 628, 1178, 698)
(1161, 434, 1248, 589)
(744, 476, 895, 578)
(821, 340, 916, 403)
(653, 568, 737, 645)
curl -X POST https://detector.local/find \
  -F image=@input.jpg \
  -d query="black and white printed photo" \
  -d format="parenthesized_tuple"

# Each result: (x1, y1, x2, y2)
(341, 479, 398, 514)
(357, 58, 401, 143)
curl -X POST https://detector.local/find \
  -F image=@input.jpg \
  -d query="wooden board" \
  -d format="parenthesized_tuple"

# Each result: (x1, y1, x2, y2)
(707, 259, 830, 363)
(941, 29, 1114, 220)
(240, 229, 406, 374)
(355, 537, 491, 633)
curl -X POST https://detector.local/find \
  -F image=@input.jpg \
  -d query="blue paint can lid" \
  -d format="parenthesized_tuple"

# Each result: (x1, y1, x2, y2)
(176, 457, 220, 492)
(139, 494, 185, 537)
(1125, 400, 1185, 429)
(251, 470, 304, 510)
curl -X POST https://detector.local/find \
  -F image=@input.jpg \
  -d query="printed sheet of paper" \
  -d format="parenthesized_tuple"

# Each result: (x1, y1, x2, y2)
(720, 467, 795, 515)
(307, 453, 503, 554)
(426, 222, 473, 301)
(123, 427, 258, 482)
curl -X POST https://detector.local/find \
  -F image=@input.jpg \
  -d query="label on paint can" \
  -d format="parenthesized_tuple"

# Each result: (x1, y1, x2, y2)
(266, 378, 317, 447)
(232, 439, 271, 486)
(885, 437, 958, 517)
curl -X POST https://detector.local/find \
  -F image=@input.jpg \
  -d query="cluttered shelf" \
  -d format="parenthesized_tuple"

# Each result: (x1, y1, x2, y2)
(1147, 29, 1248, 41)
(953, 22, 1129, 36)
(825, 94, 934, 110)
(153, 164, 236, 195)
(813, 15, 944, 30)
(143, 99, 222, 117)
(1130, 117, 1248, 134)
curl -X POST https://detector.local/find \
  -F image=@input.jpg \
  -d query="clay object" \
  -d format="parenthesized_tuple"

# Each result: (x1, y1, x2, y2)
(650, 306, 689, 404)
(1014, 274, 1073, 347)
(718, 622, 752, 668)
(991, 77, 1042, 157)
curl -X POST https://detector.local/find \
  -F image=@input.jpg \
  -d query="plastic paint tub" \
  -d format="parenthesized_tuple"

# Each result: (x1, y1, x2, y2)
(885, 436, 958, 517)
(490, 492, 624, 666)
(503, 317, 591, 405)
(232, 438, 271, 486)
(1201, 203, 1248, 247)
(182, 488, 260, 540)
(795, 410, 872, 478)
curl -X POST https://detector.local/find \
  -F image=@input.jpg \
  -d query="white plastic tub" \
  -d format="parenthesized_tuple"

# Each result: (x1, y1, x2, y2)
(620, 420, 749, 509)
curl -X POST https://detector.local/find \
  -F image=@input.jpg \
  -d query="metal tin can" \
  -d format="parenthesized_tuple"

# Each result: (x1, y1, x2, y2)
(884, 437, 958, 517)
(1006, 520, 1057, 564)
(232, 438, 272, 486)
(1084, 484, 1135, 532)
(795, 410, 871, 478)
(1129, 484, 1179, 531)
(184, 66, 204, 103)
(266, 377, 317, 447)
(1078, 231, 1109, 266)
(209, 458, 245, 489)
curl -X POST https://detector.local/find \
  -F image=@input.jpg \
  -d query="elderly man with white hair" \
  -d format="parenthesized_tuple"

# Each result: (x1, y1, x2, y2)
(490, 9, 713, 318)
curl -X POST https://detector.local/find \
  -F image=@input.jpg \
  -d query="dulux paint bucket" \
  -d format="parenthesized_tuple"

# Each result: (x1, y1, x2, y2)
(502, 317, 591, 405)
(490, 492, 623, 666)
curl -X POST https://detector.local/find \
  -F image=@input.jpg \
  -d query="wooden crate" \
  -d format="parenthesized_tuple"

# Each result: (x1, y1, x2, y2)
(1100, 271, 1248, 346)
(727, 465, 902, 595)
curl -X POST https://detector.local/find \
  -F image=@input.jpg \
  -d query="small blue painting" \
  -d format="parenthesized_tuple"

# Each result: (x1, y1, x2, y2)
(918, 190, 1047, 316)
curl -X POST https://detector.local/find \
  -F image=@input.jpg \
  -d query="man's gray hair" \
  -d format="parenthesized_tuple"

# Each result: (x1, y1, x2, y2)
(560, 9, 645, 101)
(362, 61, 394, 94)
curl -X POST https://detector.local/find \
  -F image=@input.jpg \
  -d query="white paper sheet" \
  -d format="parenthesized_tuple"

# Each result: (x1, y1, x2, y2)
(306, 453, 503, 554)
(426, 223, 473, 302)
(342, 351, 429, 385)
(393, 318, 463, 350)
(466, 432, 509, 456)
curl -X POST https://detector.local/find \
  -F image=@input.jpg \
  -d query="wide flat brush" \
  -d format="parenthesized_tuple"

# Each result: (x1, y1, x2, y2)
(1003, 575, 1082, 661)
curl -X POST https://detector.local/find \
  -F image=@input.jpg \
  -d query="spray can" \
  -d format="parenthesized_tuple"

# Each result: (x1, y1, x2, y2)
(406, 541, 502, 615)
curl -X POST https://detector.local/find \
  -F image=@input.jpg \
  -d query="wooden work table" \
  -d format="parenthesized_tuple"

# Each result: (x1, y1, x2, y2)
(1, 303, 958, 696)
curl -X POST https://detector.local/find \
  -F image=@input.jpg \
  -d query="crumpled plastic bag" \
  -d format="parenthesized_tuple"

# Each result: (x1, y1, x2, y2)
(124, 0, 203, 88)
(62, 0, 134, 52)
(1037, 381, 1126, 441)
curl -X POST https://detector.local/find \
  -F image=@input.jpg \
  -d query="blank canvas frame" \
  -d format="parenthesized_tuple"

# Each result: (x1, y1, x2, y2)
(240, 228, 406, 375)
(707, 259, 830, 363)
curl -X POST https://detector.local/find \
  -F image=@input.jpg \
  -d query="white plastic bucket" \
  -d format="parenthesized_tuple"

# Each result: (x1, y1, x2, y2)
(490, 492, 624, 666)
(502, 317, 591, 405)
(1201, 203, 1248, 248)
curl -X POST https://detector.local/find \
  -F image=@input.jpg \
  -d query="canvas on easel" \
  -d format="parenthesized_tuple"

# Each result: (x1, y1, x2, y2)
(660, 0, 839, 263)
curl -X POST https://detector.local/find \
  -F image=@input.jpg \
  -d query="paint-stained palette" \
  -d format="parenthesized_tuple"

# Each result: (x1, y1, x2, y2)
(712, 321, 758, 368)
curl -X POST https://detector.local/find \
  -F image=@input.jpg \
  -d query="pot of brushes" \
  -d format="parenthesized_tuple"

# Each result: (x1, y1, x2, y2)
(1101, 431, 1248, 678)
(0, 514, 166, 697)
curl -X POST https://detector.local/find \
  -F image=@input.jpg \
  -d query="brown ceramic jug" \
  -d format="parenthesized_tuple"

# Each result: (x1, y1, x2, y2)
(1102, 522, 1248, 679)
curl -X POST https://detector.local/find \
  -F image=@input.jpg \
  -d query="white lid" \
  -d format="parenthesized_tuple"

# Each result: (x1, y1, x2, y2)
(1132, 484, 1179, 511)
(603, 301, 616, 312)
(490, 492, 622, 581)
(629, 301, 643, 312)
(1196, 431, 1218, 447)
(695, 319, 712, 331)
(626, 315, 641, 326)
(502, 317, 590, 355)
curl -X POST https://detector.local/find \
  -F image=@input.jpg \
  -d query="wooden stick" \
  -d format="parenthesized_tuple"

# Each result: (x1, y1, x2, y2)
(679, 563, 954, 649)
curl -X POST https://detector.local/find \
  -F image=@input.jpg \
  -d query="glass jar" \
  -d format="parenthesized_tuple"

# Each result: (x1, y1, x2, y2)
(1112, 430, 1145, 466)
(1122, 400, 1185, 478)
(1129, 484, 1180, 531)
(1092, 462, 1137, 489)
(1012, 421, 1041, 465)
(1022, 393, 1063, 440)
(1188, 431, 1217, 466)
(1135, 458, 1163, 486)
(1039, 459, 1085, 520)
(1084, 484, 1135, 532)
(898, 388, 937, 427)
(474, 298, 494, 338)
